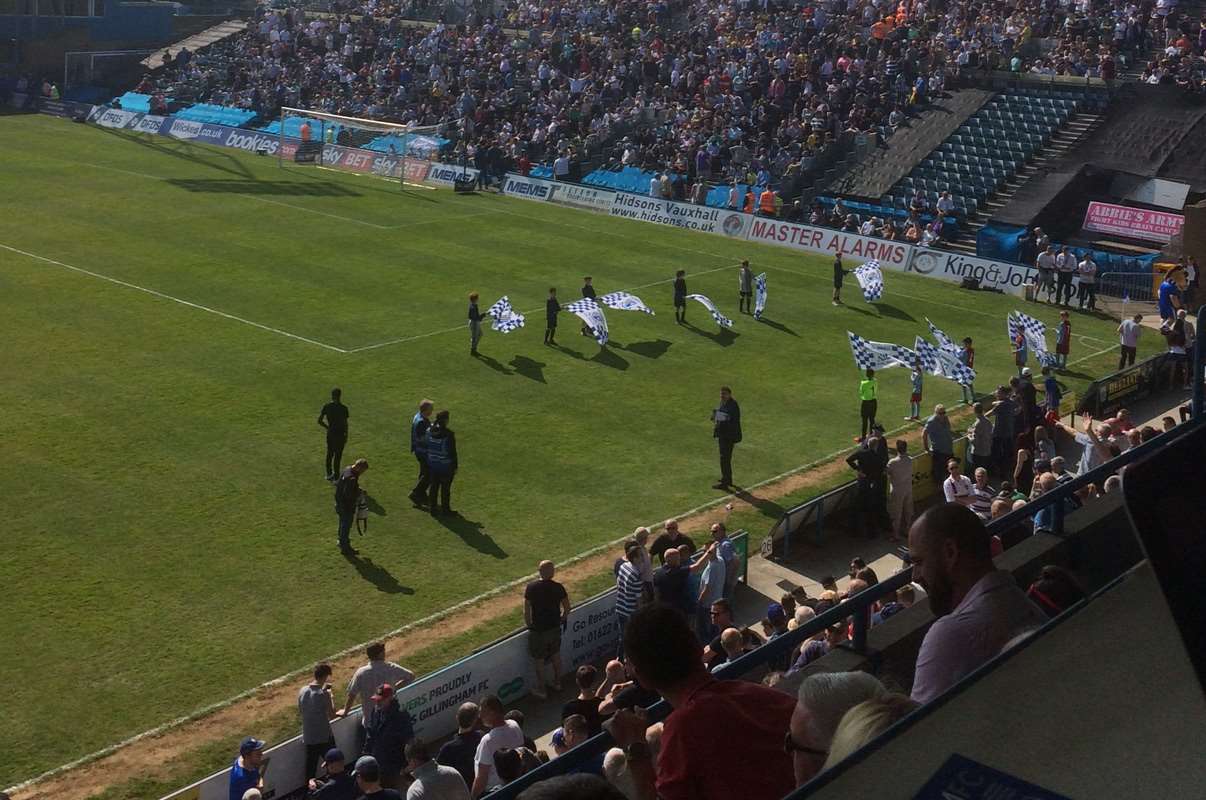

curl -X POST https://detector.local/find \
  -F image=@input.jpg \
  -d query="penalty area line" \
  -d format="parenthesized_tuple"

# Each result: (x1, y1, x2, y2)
(0, 244, 349, 354)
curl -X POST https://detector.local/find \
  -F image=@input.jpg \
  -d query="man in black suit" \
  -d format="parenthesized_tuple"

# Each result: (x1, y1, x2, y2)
(711, 385, 742, 490)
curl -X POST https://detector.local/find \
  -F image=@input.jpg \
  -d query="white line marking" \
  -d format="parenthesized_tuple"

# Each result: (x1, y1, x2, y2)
(0, 244, 348, 353)
(239, 194, 394, 229)
(346, 263, 738, 353)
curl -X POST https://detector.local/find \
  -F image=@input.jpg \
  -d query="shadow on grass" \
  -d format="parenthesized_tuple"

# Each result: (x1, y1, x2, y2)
(437, 514, 507, 559)
(839, 303, 875, 316)
(618, 338, 672, 358)
(549, 342, 588, 361)
(343, 553, 415, 594)
(166, 178, 361, 196)
(876, 303, 916, 322)
(682, 321, 739, 347)
(96, 125, 254, 179)
(733, 488, 788, 521)
(364, 493, 387, 516)
(510, 355, 547, 383)
(591, 347, 629, 370)
(757, 317, 798, 336)
(474, 353, 513, 374)
(1058, 368, 1095, 381)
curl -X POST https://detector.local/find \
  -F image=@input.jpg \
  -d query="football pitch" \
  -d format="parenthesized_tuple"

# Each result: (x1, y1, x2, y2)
(0, 113, 1146, 787)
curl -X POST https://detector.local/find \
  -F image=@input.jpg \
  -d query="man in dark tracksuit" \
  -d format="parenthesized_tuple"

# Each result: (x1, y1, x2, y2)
(426, 410, 458, 516)
(711, 386, 742, 490)
(363, 684, 413, 789)
(334, 458, 368, 553)
(544, 287, 559, 345)
(580, 276, 597, 336)
(408, 400, 433, 507)
(318, 388, 349, 482)
(846, 434, 887, 538)
(673, 270, 687, 323)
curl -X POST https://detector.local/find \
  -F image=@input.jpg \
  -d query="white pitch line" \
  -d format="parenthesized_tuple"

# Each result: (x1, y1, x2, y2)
(0, 244, 348, 354)
(346, 262, 738, 353)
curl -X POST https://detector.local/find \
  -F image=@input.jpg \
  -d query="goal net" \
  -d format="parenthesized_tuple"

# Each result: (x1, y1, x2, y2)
(274, 107, 456, 185)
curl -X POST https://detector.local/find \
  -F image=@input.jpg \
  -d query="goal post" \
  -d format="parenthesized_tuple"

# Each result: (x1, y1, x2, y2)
(276, 107, 455, 185)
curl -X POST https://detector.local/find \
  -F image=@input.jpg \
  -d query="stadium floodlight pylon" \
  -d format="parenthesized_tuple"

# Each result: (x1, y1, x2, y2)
(277, 107, 450, 186)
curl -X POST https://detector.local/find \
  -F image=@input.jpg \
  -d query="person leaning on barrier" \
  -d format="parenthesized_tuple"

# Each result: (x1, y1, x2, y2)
(524, 560, 570, 700)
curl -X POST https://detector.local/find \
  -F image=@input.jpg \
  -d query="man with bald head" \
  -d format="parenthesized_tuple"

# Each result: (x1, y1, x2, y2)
(524, 560, 570, 699)
(908, 505, 1045, 704)
(650, 520, 696, 565)
(653, 547, 691, 615)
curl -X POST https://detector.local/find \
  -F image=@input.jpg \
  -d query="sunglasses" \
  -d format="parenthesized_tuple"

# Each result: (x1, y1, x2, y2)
(784, 730, 828, 758)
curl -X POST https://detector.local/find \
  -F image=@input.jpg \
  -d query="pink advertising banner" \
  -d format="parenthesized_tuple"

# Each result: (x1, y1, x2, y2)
(1082, 201, 1184, 243)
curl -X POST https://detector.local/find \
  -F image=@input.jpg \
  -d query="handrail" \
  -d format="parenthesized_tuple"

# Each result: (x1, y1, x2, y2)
(489, 305, 1206, 798)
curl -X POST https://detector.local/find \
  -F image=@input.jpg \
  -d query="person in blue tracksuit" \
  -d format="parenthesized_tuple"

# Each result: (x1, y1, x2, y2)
(425, 410, 458, 516)
(408, 399, 434, 507)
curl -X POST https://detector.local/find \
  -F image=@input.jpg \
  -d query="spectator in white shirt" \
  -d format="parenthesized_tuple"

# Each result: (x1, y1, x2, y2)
(908, 505, 1046, 704)
(941, 459, 975, 506)
(1117, 313, 1142, 369)
(470, 696, 526, 798)
(650, 174, 663, 197)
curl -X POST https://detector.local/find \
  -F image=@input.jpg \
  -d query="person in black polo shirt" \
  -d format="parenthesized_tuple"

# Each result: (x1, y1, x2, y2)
(650, 519, 696, 565)
(318, 388, 349, 482)
(524, 560, 570, 699)
(435, 702, 483, 788)
(673, 269, 687, 323)
(711, 385, 742, 490)
(545, 287, 559, 345)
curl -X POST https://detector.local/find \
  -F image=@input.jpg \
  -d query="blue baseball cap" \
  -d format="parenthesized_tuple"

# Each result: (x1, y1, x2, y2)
(324, 748, 345, 763)
(239, 737, 265, 755)
(767, 602, 786, 622)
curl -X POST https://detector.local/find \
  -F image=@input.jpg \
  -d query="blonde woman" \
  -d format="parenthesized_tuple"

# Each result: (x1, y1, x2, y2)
(823, 693, 920, 770)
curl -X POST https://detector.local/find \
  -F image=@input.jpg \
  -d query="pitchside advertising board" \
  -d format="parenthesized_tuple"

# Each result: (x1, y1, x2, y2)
(609, 193, 754, 239)
(157, 592, 620, 800)
(320, 144, 430, 182)
(907, 248, 1039, 297)
(745, 218, 913, 268)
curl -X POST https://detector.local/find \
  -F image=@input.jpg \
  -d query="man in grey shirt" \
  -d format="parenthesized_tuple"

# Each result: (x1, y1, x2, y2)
(337, 642, 416, 751)
(921, 405, 954, 486)
(965, 402, 994, 474)
(908, 505, 1045, 704)
(405, 739, 469, 800)
(299, 663, 337, 784)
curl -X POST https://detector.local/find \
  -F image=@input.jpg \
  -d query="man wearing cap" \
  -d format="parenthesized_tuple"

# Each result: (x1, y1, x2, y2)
(365, 684, 415, 788)
(334, 458, 369, 554)
(354, 756, 401, 800)
(405, 739, 470, 799)
(765, 603, 791, 671)
(308, 748, 356, 799)
(339, 643, 415, 753)
(229, 737, 264, 800)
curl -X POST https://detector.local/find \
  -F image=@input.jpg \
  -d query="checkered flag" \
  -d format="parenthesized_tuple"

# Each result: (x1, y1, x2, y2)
(852, 260, 884, 303)
(564, 297, 609, 345)
(925, 318, 962, 356)
(915, 336, 976, 386)
(753, 272, 767, 320)
(686, 294, 733, 328)
(848, 331, 916, 371)
(599, 291, 655, 315)
(1008, 310, 1059, 368)
(486, 296, 525, 333)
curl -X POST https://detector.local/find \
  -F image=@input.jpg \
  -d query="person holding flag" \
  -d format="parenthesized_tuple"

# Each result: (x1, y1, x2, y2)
(1054, 310, 1071, 369)
(858, 368, 879, 441)
(468, 291, 485, 356)
(738, 261, 754, 314)
(908, 359, 923, 421)
(673, 269, 687, 324)
(833, 254, 847, 305)
(544, 287, 559, 345)
(959, 337, 975, 404)
(580, 276, 597, 337)
(1012, 328, 1028, 376)
(753, 272, 767, 320)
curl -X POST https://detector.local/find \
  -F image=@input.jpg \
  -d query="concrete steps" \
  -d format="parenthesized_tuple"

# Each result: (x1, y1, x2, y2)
(141, 19, 247, 71)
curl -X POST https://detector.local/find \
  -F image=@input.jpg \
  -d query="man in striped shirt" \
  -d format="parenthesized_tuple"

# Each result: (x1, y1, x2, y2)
(614, 542, 644, 658)
(970, 468, 995, 520)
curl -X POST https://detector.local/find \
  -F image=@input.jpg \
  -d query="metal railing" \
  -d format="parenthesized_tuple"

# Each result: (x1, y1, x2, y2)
(489, 305, 1205, 800)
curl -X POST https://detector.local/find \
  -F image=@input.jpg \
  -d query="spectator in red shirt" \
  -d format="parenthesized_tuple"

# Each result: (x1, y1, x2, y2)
(606, 604, 796, 800)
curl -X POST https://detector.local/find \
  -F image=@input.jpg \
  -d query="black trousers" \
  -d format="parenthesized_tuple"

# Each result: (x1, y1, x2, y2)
(1118, 345, 1136, 370)
(1056, 274, 1074, 305)
(325, 434, 346, 477)
(411, 454, 430, 500)
(429, 471, 453, 511)
(718, 438, 736, 485)
(1078, 282, 1097, 309)
(305, 738, 335, 784)
(860, 399, 878, 438)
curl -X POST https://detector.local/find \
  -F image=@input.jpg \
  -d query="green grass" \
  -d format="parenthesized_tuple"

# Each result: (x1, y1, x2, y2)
(0, 114, 1154, 788)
